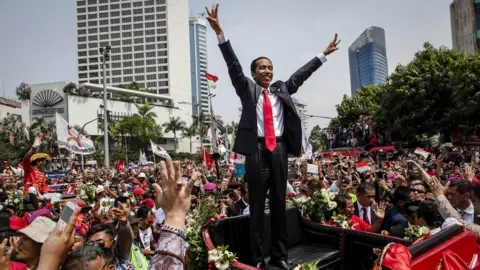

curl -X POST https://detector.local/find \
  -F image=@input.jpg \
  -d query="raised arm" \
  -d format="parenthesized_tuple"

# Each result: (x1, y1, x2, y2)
(286, 33, 340, 95)
(206, 4, 248, 96)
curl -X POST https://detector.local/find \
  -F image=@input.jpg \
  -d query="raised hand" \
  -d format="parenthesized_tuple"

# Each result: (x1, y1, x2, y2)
(373, 202, 386, 220)
(323, 33, 341, 56)
(205, 4, 223, 35)
(428, 175, 446, 198)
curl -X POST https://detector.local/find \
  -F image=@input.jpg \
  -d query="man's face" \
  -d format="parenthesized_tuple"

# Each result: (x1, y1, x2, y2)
(72, 235, 86, 252)
(140, 212, 155, 229)
(36, 159, 45, 170)
(446, 186, 469, 209)
(16, 236, 42, 261)
(358, 188, 376, 207)
(86, 255, 108, 270)
(252, 58, 273, 88)
(87, 231, 115, 249)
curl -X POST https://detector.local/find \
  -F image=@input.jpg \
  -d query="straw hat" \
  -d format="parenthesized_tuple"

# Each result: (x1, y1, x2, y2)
(30, 153, 51, 163)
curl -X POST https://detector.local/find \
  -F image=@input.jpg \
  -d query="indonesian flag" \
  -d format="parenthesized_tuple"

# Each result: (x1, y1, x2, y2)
(116, 160, 125, 171)
(414, 147, 430, 159)
(229, 153, 237, 165)
(204, 149, 214, 169)
(7, 132, 14, 146)
(205, 72, 219, 89)
(356, 161, 369, 173)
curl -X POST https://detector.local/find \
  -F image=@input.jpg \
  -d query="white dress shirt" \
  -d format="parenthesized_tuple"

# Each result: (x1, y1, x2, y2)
(457, 203, 475, 223)
(357, 201, 372, 224)
(217, 35, 327, 137)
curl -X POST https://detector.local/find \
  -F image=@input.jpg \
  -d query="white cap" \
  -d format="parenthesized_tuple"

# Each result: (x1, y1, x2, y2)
(138, 172, 146, 178)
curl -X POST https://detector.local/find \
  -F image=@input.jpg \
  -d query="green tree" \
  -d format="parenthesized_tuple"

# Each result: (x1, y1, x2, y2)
(163, 117, 186, 151)
(63, 82, 77, 94)
(192, 112, 211, 147)
(182, 124, 197, 153)
(308, 125, 327, 151)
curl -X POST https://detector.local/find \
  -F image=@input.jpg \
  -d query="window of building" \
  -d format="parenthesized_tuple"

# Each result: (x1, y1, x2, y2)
(146, 66, 156, 73)
(77, 15, 86, 20)
(78, 29, 87, 35)
(156, 6, 166, 12)
(88, 6, 97, 12)
(79, 73, 88, 79)
(144, 7, 154, 13)
(145, 37, 155, 43)
(78, 66, 88, 72)
(88, 43, 98, 48)
(99, 19, 108, 25)
(112, 62, 121, 68)
(134, 67, 145, 73)
(89, 65, 99, 70)
(157, 43, 167, 49)
(121, 10, 131, 16)
(133, 16, 143, 22)
(146, 74, 156, 80)
(123, 54, 133, 60)
(145, 0, 154, 6)
(123, 61, 133, 67)
(158, 58, 167, 64)
(112, 70, 122, 76)
(88, 21, 97, 27)
(99, 26, 108, 32)
(146, 59, 156, 65)
(145, 22, 154, 28)
(134, 53, 144, 59)
(123, 76, 133, 82)
(144, 15, 154, 21)
(88, 14, 97, 19)
(156, 21, 166, 27)
(89, 57, 99, 63)
(122, 46, 132, 52)
(122, 32, 132, 38)
(100, 34, 109, 40)
(159, 73, 168, 79)
(110, 11, 120, 17)
(77, 1, 86, 6)
(111, 33, 120, 39)
(77, 22, 86, 28)
(157, 50, 167, 57)
(156, 36, 167, 42)
(145, 44, 155, 50)
(133, 8, 143, 15)
(134, 23, 143, 29)
(146, 82, 157, 88)
(87, 0, 97, 4)
(145, 29, 155, 36)
(133, 1, 142, 7)
(135, 75, 145, 81)
(122, 17, 132, 23)
(156, 28, 166, 35)
(110, 3, 119, 9)
(77, 8, 86, 13)
(158, 88, 168, 94)
(111, 40, 120, 46)
(112, 77, 122, 83)
(88, 50, 98, 56)
(158, 65, 168, 71)
(88, 28, 97, 34)
(99, 12, 108, 18)
(78, 58, 87, 64)
(110, 18, 120, 24)
(88, 35, 98, 41)
(111, 55, 121, 61)
(121, 2, 131, 8)
(146, 51, 155, 58)
(122, 24, 131, 30)
(133, 30, 143, 37)
(158, 81, 168, 87)
(156, 0, 165, 4)
(111, 47, 120, 53)
(99, 5, 108, 10)
(134, 38, 143, 44)
(122, 39, 132, 45)
(135, 60, 145, 66)
(110, 25, 120, 31)
(156, 13, 166, 20)
(134, 45, 144, 51)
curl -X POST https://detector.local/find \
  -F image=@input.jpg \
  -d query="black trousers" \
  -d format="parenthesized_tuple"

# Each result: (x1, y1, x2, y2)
(245, 140, 288, 263)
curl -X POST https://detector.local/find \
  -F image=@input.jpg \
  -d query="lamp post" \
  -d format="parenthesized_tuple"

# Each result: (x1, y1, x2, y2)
(99, 45, 111, 168)
(79, 117, 99, 170)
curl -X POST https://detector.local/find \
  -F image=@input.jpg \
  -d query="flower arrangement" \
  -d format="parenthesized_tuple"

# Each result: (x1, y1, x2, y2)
(404, 225, 430, 240)
(207, 245, 236, 270)
(293, 261, 319, 270)
(75, 184, 96, 204)
(186, 197, 219, 269)
(4, 190, 23, 216)
(288, 189, 336, 222)
(331, 213, 350, 229)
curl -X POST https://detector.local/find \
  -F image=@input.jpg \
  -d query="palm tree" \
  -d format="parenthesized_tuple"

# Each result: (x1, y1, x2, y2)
(192, 112, 211, 147)
(163, 117, 186, 151)
(135, 103, 157, 120)
(182, 124, 196, 153)
(16, 83, 31, 100)
(31, 118, 57, 154)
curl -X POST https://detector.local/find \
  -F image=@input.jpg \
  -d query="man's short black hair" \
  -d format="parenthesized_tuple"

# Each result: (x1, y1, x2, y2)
(136, 205, 152, 220)
(62, 246, 106, 269)
(449, 180, 472, 195)
(416, 199, 443, 227)
(250, 56, 272, 75)
(87, 224, 116, 240)
(357, 182, 375, 195)
(393, 186, 411, 204)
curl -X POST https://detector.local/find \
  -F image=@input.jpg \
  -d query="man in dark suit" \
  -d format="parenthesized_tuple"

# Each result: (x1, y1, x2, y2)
(205, 4, 340, 269)
(227, 183, 249, 217)
(354, 182, 377, 225)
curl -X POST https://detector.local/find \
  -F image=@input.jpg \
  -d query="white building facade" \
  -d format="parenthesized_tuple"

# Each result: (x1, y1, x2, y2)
(0, 98, 29, 123)
(189, 17, 209, 116)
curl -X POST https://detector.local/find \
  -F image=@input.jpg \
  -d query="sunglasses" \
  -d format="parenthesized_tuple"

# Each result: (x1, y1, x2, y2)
(86, 238, 114, 249)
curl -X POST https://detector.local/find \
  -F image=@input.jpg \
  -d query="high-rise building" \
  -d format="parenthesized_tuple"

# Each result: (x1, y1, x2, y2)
(76, 0, 190, 98)
(189, 17, 209, 116)
(348, 26, 388, 96)
(292, 97, 308, 132)
(450, 0, 479, 54)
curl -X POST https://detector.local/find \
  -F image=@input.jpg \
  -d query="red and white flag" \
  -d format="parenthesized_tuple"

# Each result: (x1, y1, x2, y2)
(204, 149, 214, 169)
(356, 161, 369, 173)
(414, 147, 430, 159)
(205, 72, 219, 89)
(7, 132, 14, 146)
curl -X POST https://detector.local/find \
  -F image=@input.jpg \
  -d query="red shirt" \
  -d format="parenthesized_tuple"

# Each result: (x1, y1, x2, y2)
(328, 215, 371, 232)
(23, 155, 49, 195)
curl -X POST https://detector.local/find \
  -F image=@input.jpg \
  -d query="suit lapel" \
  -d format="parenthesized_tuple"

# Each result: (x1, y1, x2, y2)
(255, 84, 262, 104)
(270, 81, 296, 112)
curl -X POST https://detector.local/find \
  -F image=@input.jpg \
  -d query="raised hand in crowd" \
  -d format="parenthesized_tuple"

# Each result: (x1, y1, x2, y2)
(111, 197, 131, 223)
(205, 4, 223, 35)
(428, 175, 446, 198)
(0, 239, 14, 270)
(373, 202, 386, 220)
(462, 164, 475, 181)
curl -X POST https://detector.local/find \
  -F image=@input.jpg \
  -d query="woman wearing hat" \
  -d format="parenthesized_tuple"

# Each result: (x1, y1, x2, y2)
(23, 144, 51, 210)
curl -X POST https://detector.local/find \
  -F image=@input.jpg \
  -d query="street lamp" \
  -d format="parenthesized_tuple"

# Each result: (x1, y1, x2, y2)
(99, 45, 111, 168)
(79, 117, 99, 170)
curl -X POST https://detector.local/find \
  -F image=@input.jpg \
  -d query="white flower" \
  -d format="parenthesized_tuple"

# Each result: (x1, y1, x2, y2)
(293, 266, 302, 270)
(216, 261, 230, 270)
(328, 201, 337, 210)
(13, 198, 19, 204)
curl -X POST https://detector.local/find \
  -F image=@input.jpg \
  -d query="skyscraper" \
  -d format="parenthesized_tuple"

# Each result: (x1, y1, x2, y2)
(76, 0, 191, 98)
(189, 17, 209, 116)
(348, 26, 388, 96)
(450, 0, 479, 54)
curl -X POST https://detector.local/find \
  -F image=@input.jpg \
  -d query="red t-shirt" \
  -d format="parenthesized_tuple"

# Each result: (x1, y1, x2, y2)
(328, 215, 371, 232)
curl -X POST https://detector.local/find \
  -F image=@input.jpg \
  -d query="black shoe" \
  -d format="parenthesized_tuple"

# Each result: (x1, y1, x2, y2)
(256, 259, 268, 269)
(269, 260, 291, 270)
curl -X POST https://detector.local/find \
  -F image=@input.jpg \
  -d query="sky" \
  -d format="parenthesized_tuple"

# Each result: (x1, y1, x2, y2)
(0, 0, 454, 132)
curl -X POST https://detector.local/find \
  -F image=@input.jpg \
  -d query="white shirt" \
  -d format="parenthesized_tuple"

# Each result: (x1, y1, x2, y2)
(139, 227, 153, 250)
(357, 201, 372, 225)
(457, 203, 475, 223)
(217, 35, 327, 137)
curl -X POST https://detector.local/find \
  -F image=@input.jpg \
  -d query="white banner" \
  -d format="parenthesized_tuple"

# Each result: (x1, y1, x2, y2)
(150, 140, 171, 159)
(56, 113, 96, 155)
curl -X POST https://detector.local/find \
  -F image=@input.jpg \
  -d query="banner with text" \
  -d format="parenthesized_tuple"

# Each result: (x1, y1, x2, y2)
(56, 113, 96, 155)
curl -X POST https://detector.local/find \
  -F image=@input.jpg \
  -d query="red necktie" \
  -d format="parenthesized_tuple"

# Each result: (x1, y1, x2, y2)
(362, 207, 369, 224)
(262, 89, 276, 152)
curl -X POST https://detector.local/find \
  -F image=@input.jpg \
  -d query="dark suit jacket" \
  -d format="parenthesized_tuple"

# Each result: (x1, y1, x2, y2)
(474, 209, 480, 225)
(354, 202, 377, 225)
(227, 199, 248, 217)
(218, 40, 324, 156)
(389, 222, 409, 238)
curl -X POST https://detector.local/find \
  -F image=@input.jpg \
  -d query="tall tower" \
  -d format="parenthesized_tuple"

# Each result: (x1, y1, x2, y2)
(348, 26, 388, 96)
(450, 0, 479, 54)
(189, 16, 209, 117)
